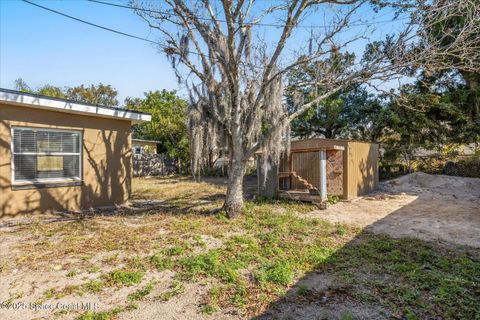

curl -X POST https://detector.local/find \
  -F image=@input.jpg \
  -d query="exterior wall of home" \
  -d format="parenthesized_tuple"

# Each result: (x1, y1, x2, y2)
(0, 102, 132, 216)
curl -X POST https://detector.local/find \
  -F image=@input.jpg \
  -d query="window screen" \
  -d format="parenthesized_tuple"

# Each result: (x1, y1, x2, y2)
(12, 128, 81, 182)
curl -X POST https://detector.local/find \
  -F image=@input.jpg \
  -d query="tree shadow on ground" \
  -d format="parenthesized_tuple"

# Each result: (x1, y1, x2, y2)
(139, 175, 230, 187)
(0, 172, 259, 227)
(105, 175, 258, 217)
(117, 175, 258, 215)
(251, 193, 480, 320)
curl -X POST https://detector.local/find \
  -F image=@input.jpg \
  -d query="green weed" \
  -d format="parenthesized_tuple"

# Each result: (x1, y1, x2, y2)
(150, 254, 174, 271)
(108, 270, 144, 286)
(128, 281, 155, 301)
(254, 259, 295, 286)
(156, 281, 185, 301)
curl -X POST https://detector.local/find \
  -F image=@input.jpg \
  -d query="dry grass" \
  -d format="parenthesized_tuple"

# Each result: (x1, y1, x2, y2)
(132, 176, 227, 210)
(0, 176, 478, 320)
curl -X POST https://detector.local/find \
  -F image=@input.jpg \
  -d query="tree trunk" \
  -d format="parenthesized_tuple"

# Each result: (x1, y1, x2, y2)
(224, 156, 246, 219)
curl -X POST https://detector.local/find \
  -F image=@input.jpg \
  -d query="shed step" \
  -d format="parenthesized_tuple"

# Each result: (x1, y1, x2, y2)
(290, 171, 319, 193)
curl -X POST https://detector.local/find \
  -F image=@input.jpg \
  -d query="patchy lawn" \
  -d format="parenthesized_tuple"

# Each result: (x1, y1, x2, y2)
(0, 176, 479, 320)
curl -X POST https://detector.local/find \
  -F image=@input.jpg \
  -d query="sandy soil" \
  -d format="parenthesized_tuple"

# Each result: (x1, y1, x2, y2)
(0, 241, 233, 320)
(306, 172, 480, 248)
(1, 173, 478, 319)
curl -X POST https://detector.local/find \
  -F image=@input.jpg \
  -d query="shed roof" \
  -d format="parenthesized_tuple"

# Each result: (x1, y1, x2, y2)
(132, 138, 162, 143)
(0, 88, 151, 123)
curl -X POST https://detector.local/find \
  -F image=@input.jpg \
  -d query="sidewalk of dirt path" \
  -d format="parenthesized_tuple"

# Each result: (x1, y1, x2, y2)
(303, 172, 480, 248)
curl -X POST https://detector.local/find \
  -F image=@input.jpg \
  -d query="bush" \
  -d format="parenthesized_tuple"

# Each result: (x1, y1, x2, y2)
(379, 155, 480, 180)
(457, 157, 480, 178)
(327, 195, 340, 205)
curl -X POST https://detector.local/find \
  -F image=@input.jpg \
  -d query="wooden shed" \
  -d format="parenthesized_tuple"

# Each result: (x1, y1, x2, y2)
(276, 138, 379, 201)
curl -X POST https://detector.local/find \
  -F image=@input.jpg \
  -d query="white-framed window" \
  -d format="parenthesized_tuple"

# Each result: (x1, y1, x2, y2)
(11, 127, 82, 184)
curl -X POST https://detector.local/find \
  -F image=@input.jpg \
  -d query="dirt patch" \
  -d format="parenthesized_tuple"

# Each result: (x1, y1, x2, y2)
(256, 299, 390, 320)
(256, 273, 390, 320)
(306, 173, 480, 247)
(118, 280, 239, 320)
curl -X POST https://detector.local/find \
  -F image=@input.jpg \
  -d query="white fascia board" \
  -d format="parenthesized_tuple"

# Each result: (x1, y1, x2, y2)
(132, 138, 163, 143)
(0, 91, 151, 124)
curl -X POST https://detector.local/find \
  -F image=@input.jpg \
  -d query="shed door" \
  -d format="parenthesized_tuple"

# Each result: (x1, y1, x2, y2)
(291, 151, 320, 190)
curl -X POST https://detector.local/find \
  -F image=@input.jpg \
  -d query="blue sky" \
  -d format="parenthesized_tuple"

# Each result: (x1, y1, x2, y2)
(1, 1, 405, 105)
(1, 0, 178, 103)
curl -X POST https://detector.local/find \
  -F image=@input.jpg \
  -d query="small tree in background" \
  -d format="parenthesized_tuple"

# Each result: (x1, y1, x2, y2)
(13, 79, 118, 108)
(286, 53, 355, 139)
(66, 84, 118, 107)
(126, 90, 190, 168)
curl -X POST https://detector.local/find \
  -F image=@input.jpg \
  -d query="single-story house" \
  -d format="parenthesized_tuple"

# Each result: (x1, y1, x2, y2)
(132, 138, 162, 154)
(0, 88, 151, 216)
(259, 138, 379, 202)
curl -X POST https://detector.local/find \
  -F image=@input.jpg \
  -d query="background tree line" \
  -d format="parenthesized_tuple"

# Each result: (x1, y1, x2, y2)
(13, 66, 480, 179)
(288, 70, 479, 149)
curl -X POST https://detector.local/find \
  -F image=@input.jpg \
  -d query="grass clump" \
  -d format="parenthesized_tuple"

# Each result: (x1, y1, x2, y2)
(179, 250, 226, 279)
(335, 223, 348, 236)
(157, 281, 185, 301)
(84, 280, 103, 294)
(340, 313, 355, 320)
(164, 244, 188, 256)
(87, 266, 101, 274)
(150, 254, 174, 271)
(108, 270, 144, 287)
(76, 311, 111, 320)
(296, 284, 311, 296)
(76, 307, 124, 320)
(128, 281, 155, 302)
(66, 270, 77, 278)
(125, 256, 147, 271)
(43, 288, 57, 299)
(327, 194, 340, 205)
(201, 286, 223, 314)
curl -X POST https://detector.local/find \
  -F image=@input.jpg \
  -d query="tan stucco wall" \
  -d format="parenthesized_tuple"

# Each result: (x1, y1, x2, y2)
(0, 102, 132, 216)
